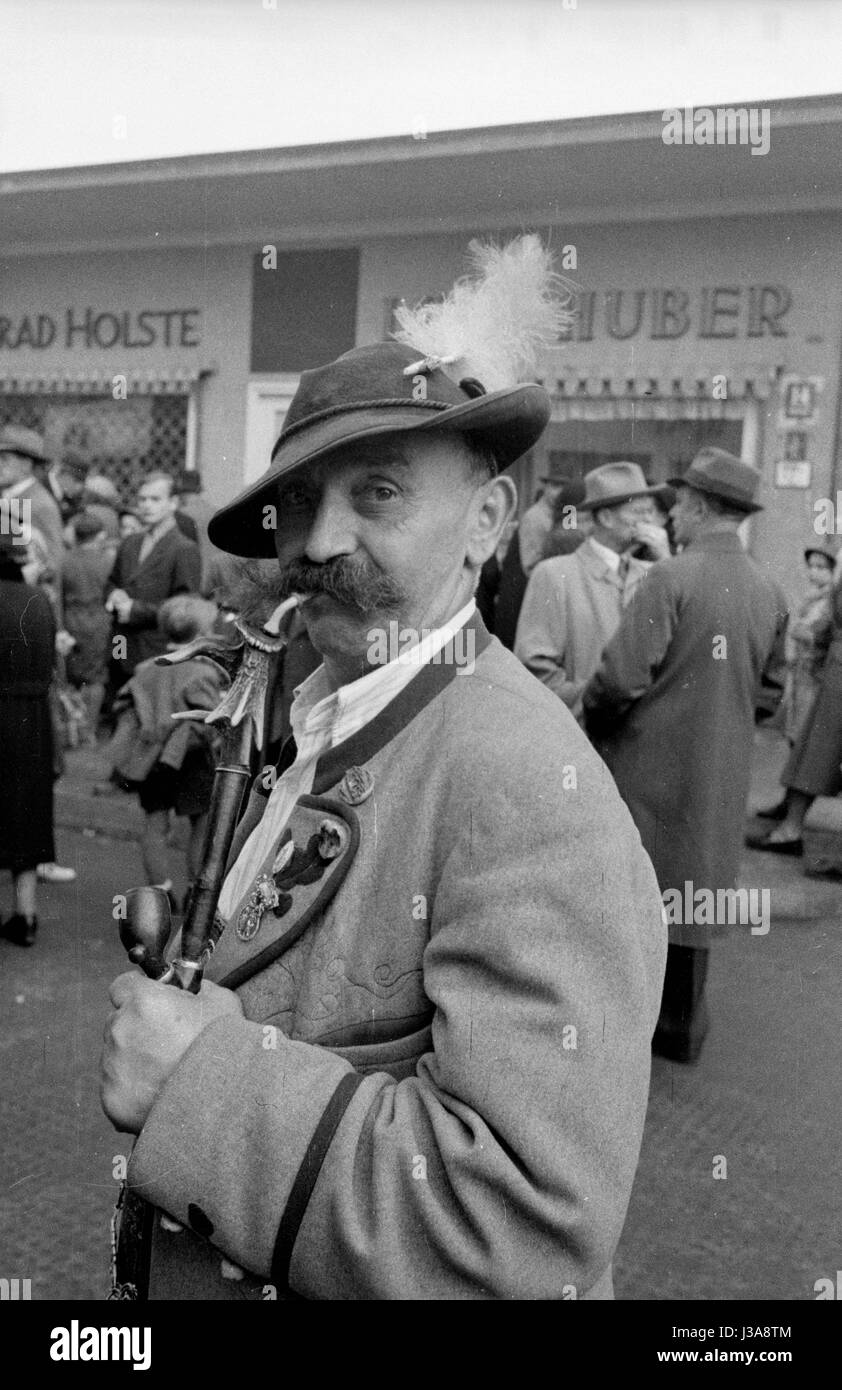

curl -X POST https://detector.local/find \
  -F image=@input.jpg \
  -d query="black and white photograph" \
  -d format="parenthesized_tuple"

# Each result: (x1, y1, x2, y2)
(1, 0, 840, 1357)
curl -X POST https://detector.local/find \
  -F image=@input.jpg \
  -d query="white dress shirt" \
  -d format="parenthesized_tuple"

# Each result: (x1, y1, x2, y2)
(217, 598, 476, 921)
(587, 535, 621, 573)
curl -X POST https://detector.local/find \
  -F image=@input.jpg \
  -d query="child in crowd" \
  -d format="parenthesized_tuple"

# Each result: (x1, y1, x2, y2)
(108, 593, 225, 910)
(61, 510, 112, 744)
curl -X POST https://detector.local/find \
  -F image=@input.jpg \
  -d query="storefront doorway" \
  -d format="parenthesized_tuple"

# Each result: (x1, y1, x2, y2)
(536, 416, 743, 490)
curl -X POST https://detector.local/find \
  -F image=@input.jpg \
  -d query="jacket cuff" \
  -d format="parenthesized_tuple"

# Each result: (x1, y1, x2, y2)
(127, 1014, 354, 1278)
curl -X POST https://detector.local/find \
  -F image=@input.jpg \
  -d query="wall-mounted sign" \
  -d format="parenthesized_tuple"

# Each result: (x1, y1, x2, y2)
(0, 308, 201, 351)
(781, 430, 808, 462)
(389, 285, 793, 346)
(775, 458, 812, 489)
(779, 374, 823, 429)
(558, 285, 791, 343)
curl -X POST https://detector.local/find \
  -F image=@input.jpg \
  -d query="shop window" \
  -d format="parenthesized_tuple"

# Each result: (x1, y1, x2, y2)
(0, 393, 187, 505)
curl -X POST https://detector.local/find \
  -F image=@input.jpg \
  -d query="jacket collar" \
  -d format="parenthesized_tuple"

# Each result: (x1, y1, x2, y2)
(685, 529, 744, 553)
(262, 609, 492, 797)
(579, 535, 639, 585)
(313, 608, 491, 792)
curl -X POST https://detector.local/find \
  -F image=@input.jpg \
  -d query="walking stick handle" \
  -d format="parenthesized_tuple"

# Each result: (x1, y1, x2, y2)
(120, 887, 175, 982)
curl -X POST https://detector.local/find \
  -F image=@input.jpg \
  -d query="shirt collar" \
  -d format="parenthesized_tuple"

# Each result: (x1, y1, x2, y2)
(291, 597, 477, 743)
(144, 514, 176, 545)
(587, 535, 622, 572)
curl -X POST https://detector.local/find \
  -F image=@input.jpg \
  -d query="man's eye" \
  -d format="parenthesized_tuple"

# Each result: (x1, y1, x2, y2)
(361, 484, 398, 503)
(280, 489, 312, 509)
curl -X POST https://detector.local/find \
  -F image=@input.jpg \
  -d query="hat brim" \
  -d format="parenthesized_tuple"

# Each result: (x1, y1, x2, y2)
(0, 445, 46, 465)
(209, 384, 550, 557)
(667, 475, 763, 514)
(578, 483, 669, 513)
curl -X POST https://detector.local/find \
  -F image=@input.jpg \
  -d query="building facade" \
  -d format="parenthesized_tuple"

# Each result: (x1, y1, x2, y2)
(2, 96, 841, 602)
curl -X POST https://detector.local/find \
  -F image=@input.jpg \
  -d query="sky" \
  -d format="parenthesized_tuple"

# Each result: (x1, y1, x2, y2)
(1, 0, 841, 173)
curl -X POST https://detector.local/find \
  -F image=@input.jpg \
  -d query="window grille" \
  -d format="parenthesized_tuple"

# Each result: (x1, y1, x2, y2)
(0, 393, 188, 506)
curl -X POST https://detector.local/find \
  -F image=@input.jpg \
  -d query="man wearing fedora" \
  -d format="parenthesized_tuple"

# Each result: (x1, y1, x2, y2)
(0, 425, 65, 583)
(583, 448, 788, 1064)
(44, 446, 91, 528)
(515, 461, 669, 721)
(101, 336, 666, 1300)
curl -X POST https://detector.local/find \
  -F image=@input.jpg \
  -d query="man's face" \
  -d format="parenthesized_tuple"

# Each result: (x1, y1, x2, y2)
(669, 486, 700, 547)
(137, 479, 177, 528)
(0, 451, 30, 489)
(807, 554, 834, 590)
(271, 435, 492, 672)
(58, 468, 86, 500)
(600, 496, 657, 549)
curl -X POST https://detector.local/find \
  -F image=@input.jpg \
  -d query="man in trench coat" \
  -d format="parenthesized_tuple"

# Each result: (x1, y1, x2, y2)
(584, 448, 788, 1063)
(100, 335, 667, 1300)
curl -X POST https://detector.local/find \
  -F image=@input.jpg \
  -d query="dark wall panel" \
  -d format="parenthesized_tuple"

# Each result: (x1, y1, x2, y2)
(251, 248, 360, 372)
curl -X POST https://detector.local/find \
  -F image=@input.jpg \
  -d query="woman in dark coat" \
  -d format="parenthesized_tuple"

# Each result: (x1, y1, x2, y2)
(750, 563, 842, 857)
(0, 532, 57, 946)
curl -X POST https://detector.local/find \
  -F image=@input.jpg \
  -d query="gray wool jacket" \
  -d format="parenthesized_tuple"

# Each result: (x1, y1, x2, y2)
(126, 612, 666, 1300)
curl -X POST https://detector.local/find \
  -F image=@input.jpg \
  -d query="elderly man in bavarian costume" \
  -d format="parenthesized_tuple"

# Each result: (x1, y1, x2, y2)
(584, 448, 788, 1065)
(515, 461, 670, 721)
(101, 237, 666, 1301)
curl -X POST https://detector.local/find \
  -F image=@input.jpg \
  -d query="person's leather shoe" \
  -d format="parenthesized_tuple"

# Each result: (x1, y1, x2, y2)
(745, 831, 803, 855)
(0, 914, 38, 947)
(755, 800, 788, 820)
(37, 862, 76, 883)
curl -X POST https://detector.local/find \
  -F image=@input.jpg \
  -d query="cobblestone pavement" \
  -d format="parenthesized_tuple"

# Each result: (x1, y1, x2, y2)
(0, 828, 144, 1300)
(2, 735, 841, 1301)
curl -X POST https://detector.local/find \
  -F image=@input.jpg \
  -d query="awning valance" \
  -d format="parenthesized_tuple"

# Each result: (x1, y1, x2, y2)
(0, 367, 208, 396)
(540, 370, 774, 422)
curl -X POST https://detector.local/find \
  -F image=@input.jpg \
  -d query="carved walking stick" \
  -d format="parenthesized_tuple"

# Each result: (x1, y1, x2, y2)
(110, 595, 301, 1300)
(118, 595, 300, 992)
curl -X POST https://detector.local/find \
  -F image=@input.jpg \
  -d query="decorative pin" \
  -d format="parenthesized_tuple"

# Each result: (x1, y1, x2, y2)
(236, 873, 281, 942)
(317, 818, 345, 860)
(272, 838, 295, 876)
(338, 766, 374, 806)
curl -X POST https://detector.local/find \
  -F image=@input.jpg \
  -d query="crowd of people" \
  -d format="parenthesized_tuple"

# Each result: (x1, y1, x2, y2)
(480, 446, 842, 1061)
(4, 415, 842, 1071)
(0, 424, 229, 946)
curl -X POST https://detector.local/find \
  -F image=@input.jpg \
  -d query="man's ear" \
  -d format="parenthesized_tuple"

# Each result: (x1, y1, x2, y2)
(466, 475, 518, 568)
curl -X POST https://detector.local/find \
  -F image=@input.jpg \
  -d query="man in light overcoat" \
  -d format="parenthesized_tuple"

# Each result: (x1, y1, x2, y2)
(515, 461, 669, 720)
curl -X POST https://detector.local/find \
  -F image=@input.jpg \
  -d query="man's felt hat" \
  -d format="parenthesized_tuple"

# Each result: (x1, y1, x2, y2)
(578, 460, 669, 513)
(668, 447, 763, 514)
(540, 455, 577, 485)
(59, 447, 91, 479)
(0, 424, 48, 464)
(208, 341, 551, 557)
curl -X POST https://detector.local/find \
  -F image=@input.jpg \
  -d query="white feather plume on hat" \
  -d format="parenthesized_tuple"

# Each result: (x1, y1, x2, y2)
(392, 234, 575, 392)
